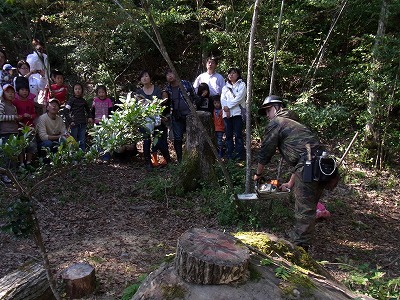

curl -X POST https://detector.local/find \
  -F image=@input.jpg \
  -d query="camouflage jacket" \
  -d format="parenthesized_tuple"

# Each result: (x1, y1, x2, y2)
(258, 109, 321, 168)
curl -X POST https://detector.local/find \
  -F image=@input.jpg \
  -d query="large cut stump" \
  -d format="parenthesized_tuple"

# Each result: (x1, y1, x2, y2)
(61, 263, 95, 299)
(0, 263, 55, 300)
(184, 111, 216, 190)
(175, 228, 250, 284)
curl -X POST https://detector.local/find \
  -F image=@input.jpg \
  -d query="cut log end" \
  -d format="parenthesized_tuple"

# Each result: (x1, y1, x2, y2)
(61, 263, 95, 299)
(175, 228, 250, 285)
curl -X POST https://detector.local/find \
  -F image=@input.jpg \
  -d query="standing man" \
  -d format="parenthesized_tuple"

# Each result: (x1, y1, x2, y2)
(253, 95, 325, 252)
(193, 56, 225, 111)
(162, 69, 196, 163)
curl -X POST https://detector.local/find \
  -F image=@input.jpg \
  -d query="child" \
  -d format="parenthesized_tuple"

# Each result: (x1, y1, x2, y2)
(196, 82, 214, 113)
(50, 70, 68, 106)
(91, 85, 113, 161)
(65, 83, 92, 151)
(213, 98, 225, 158)
(13, 77, 37, 169)
(91, 85, 113, 124)
(0, 84, 22, 183)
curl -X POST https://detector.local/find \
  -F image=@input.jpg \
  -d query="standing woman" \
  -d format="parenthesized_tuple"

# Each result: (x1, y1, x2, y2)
(220, 67, 246, 160)
(136, 70, 171, 170)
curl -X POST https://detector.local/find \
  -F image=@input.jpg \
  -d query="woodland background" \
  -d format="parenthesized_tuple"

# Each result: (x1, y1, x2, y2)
(0, 0, 399, 167)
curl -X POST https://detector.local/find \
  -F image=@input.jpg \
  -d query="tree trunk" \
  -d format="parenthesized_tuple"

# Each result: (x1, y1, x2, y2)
(184, 111, 216, 189)
(61, 263, 96, 299)
(175, 228, 250, 284)
(0, 263, 55, 300)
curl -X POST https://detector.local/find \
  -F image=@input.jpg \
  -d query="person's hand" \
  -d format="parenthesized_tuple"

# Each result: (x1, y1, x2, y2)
(15, 115, 23, 121)
(23, 113, 31, 119)
(70, 121, 75, 127)
(253, 173, 262, 182)
(87, 118, 93, 125)
(223, 106, 229, 112)
(279, 182, 292, 192)
(201, 90, 208, 97)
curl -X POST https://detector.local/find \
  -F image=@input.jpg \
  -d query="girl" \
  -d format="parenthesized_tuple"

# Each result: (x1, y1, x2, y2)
(196, 82, 213, 113)
(220, 67, 246, 160)
(91, 85, 113, 161)
(136, 70, 171, 170)
(65, 83, 92, 151)
(91, 85, 113, 124)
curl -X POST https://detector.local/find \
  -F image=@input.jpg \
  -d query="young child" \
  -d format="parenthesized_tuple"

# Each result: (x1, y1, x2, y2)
(50, 70, 68, 106)
(91, 85, 113, 161)
(0, 84, 22, 182)
(196, 82, 214, 113)
(13, 77, 37, 169)
(213, 98, 225, 158)
(65, 83, 92, 151)
(91, 85, 113, 124)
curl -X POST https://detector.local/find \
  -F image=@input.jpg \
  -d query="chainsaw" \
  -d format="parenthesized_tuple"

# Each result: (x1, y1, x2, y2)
(237, 177, 290, 201)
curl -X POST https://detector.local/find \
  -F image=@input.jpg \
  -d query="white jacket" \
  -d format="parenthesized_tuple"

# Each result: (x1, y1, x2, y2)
(220, 79, 246, 118)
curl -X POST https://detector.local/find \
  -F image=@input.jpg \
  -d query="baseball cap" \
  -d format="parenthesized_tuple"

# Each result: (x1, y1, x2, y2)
(3, 64, 16, 71)
(258, 95, 283, 115)
(2, 84, 15, 91)
(48, 98, 60, 106)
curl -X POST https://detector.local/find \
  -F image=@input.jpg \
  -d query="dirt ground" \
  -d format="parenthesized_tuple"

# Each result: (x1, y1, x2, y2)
(0, 157, 399, 299)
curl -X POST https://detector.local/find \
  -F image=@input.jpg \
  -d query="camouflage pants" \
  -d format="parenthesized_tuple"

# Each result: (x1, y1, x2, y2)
(292, 170, 325, 247)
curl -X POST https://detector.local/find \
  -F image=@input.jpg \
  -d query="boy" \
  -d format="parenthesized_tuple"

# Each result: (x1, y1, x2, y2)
(13, 77, 37, 168)
(213, 98, 225, 158)
(0, 84, 22, 182)
(51, 70, 68, 106)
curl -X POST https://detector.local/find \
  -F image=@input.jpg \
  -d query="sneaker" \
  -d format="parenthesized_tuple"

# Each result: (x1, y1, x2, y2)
(1, 175, 12, 184)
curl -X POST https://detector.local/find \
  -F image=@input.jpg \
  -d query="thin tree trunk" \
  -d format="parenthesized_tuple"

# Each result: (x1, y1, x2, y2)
(245, 0, 262, 193)
(269, 0, 284, 96)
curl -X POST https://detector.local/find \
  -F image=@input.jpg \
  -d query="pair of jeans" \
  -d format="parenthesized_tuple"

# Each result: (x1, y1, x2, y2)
(70, 123, 87, 151)
(215, 131, 224, 158)
(172, 115, 187, 162)
(223, 115, 244, 160)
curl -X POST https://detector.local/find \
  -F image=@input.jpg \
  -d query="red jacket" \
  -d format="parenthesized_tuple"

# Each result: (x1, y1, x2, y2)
(213, 108, 224, 132)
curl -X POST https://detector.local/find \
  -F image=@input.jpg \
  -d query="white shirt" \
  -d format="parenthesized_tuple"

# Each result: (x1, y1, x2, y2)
(193, 72, 225, 96)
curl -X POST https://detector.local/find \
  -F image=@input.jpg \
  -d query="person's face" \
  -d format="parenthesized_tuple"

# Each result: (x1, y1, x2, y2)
(166, 72, 176, 83)
(3, 87, 15, 101)
(140, 73, 150, 85)
(47, 101, 60, 113)
(18, 64, 30, 76)
(97, 88, 106, 99)
(18, 88, 29, 99)
(214, 100, 221, 109)
(54, 75, 64, 85)
(0, 52, 5, 68)
(206, 60, 217, 72)
(74, 85, 83, 97)
(35, 45, 44, 54)
(227, 71, 239, 83)
(265, 106, 277, 120)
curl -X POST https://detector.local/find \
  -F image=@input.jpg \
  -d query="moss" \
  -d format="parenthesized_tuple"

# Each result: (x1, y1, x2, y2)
(248, 263, 262, 281)
(161, 284, 186, 300)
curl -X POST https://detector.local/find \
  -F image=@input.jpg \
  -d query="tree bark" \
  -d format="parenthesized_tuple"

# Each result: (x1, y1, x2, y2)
(175, 228, 250, 284)
(61, 263, 96, 299)
(0, 263, 55, 300)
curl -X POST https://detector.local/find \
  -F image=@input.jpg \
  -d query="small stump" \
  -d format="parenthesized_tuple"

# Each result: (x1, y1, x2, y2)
(175, 228, 250, 285)
(61, 263, 95, 299)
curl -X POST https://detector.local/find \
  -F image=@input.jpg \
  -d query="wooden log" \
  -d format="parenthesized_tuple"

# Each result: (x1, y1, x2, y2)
(61, 263, 95, 299)
(175, 228, 250, 285)
(0, 263, 55, 300)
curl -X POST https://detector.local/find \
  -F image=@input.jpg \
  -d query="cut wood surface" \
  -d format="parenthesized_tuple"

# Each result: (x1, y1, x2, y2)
(62, 263, 95, 299)
(0, 263, 55, 300)
(175, 227, 250, 284)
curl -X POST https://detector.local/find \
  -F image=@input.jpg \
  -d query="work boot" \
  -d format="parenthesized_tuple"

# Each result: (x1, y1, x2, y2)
(151, 153, 159, 167)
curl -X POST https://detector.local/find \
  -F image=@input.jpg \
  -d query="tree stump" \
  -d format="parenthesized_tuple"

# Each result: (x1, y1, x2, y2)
(61, 263, 95, 299)
(183, 111, 217, 191)
(0, 263, 55, 300)
(175, 228, 250, 284)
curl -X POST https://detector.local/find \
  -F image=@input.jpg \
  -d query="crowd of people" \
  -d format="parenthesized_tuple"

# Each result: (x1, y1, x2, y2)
(0, 44, 248, 182)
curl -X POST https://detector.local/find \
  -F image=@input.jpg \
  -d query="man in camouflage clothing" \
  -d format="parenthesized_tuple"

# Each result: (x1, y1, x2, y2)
(253, 95, 325, 251)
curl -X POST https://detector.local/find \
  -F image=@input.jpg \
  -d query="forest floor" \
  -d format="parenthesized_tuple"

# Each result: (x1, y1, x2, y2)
(0, 150, 399, 299)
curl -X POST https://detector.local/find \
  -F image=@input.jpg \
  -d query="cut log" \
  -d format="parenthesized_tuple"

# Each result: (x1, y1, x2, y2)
(0, 263, 55, 300)
(61, 263, 95, 299)
(175, 228, 250, 284)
